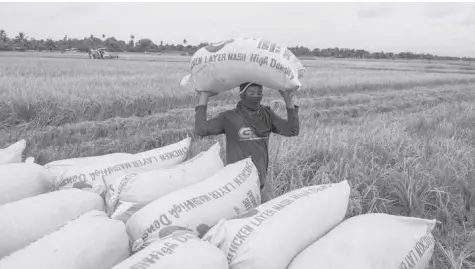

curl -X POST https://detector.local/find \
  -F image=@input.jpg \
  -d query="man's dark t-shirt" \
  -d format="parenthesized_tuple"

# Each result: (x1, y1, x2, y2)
(194, 104, 299, 189)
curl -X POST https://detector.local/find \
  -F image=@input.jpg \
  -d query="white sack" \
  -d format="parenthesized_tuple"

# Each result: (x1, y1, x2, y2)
(111, 231, 228, 269)
(126, 157, 261, 252)
(0, 162, 54, 206)
(44, 152, 131, 180)
(0, 140, 26, 165)
(55, 137, 191, 197)
(203, 180, 351, 269)
(287, 213, 437, 269)
(0, 210, 130, 269)
(181, 37, 306, 93)
(0, 189, 104, 258)
(107, 142, 224, 222)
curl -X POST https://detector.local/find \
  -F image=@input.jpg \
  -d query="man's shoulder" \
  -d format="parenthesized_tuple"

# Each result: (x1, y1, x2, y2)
(223, 107, 240, 116)
(218, 108, 236, 117)
(213, 108, 242, 123)
(196, 105, 233, 116)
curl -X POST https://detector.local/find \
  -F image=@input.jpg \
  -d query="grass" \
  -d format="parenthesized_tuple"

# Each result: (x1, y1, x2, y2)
(1, 51, 474, 268)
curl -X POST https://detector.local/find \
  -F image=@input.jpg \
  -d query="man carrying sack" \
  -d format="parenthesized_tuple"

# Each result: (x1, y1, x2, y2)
(194, 82, 300, 202)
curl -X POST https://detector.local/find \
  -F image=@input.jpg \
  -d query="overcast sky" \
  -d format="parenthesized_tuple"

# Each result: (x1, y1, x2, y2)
(1, 2, 474, 57)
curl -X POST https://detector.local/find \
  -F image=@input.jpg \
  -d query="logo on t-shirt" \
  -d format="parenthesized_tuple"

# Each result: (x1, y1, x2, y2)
(238, 127, 265, 141)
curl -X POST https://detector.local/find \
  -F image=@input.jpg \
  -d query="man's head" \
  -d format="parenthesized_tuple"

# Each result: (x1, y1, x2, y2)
(239, 82, 263, 108)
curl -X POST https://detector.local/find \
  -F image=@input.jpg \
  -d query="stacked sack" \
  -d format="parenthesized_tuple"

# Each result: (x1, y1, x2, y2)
(0, 140, 54, 206)
(0, 140, 130, 268)
(44, 152, 132, 181)
(203, 180, 351, 269)
(287, 213, 437, 269)
(0, 162, 54, 206)
(105, 142, 225, 222)
(0, 137, 260, 269)
(0, 139, 27, 165)
(110, 231, 229, 269)
(0, 211, 130, 269)
(53, 137, 192, 197)
(0, 189, 104, 257)
(201, 182, 438, 269)
(125, 157, 262, 251)
(0, 140, 129, 268)
(0, 137, 438, 269)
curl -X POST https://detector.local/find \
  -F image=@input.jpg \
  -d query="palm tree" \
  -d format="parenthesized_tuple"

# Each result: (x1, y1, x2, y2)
(13, 32, 26, 49)
(0, 29, 6, 44)
(130, 34, 135, 46)
(183, 39, 188, 53)
(17, 32, 25, 42)
(89, 34, 94, 46)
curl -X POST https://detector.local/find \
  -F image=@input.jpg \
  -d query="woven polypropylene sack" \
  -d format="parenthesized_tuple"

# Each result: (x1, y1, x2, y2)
(0, 140, 26, 165)
(202, 180, 350, 269)
(181, 37, 306, 93)
(0, 163, 54, 206)
(55, 137, 191, 197)
(0, 189, 104, 258)
(126, 157, 261, 252)
(111, 231, 228, 269)
(44, 152, 132, 182)
(107, 142, 224, 222)
(0, 210, 129, 269)
(287, 213, 437, 269)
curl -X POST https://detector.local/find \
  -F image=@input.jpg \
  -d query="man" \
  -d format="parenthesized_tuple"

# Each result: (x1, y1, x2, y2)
(194, 82, 300, 202)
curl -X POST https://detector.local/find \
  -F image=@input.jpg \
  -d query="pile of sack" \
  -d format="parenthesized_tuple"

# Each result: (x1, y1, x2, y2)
(0, 38, 437, 269)
(0, 137, 439, 269)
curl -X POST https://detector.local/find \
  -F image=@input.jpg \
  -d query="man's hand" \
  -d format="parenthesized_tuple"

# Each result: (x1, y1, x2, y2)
(279, 90, 295, 108)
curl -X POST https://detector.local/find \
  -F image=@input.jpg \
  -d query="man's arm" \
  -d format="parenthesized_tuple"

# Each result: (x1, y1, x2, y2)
(270, 90, 300, 137)
(194, 91, 225, 137)
(270, 106, 300, 137)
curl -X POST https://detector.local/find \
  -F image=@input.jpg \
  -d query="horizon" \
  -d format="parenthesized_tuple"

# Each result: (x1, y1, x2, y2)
(1, 2, 475, 58)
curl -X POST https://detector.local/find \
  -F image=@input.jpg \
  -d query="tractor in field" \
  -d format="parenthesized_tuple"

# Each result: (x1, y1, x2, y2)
(88, 48, 119, 59)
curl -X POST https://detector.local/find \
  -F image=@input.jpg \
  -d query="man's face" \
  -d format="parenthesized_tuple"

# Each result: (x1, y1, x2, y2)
(245, 85, 263, 98)
(244, 85, 263, 106)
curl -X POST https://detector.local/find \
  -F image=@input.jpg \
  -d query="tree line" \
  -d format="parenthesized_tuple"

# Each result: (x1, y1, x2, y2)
(0, 30, 473, 62)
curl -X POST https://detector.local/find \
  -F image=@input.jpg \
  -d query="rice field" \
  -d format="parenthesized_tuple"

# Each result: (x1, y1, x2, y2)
(1, 51, 475, 268)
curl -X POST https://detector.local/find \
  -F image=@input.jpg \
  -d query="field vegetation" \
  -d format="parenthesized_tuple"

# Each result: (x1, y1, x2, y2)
(1, 51, 474, 268)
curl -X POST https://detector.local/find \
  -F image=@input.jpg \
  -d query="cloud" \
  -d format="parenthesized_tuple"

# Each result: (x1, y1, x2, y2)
(423, 3, 466, 18)
(459, 6, 475, 25)
(358, 3, 475, 21)
(461, 17, 475, 26)
(357, 3, 395, 19)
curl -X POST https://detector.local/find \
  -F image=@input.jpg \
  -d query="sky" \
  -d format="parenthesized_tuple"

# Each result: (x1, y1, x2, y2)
(0, 2, 474, 57)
